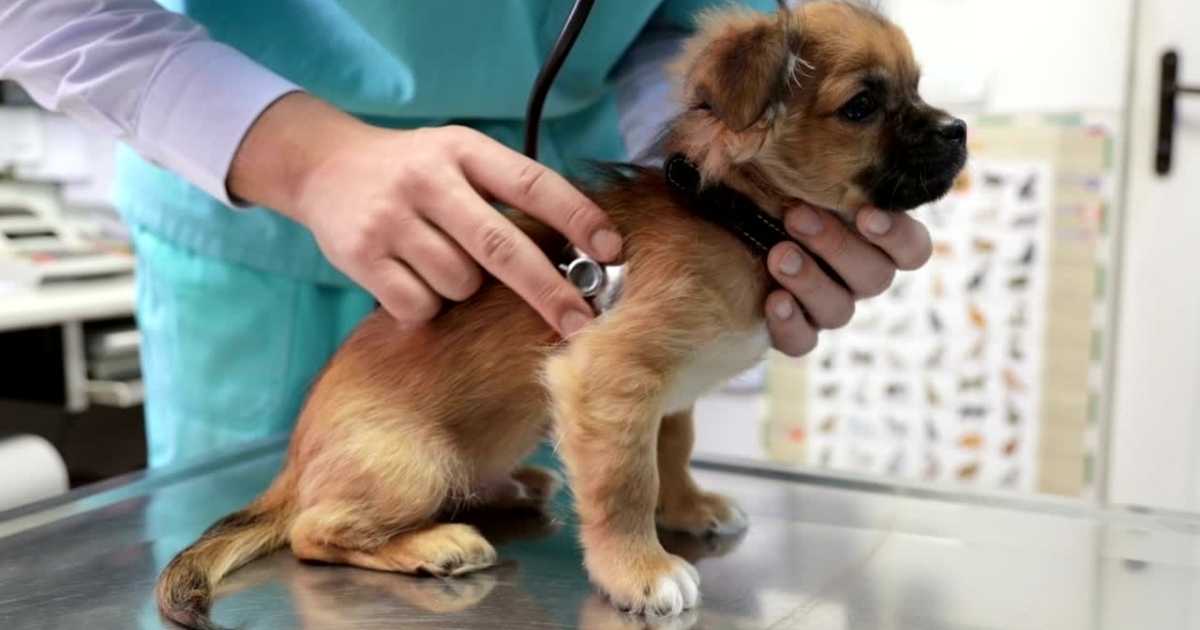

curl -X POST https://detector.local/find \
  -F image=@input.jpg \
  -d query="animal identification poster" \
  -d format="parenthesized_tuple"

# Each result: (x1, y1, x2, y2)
(798, 160, 1053, 491)
(752, 117, 1116, 498)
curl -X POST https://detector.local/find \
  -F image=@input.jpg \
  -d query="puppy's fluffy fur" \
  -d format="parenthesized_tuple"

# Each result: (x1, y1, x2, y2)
(157, 3, 966, 627)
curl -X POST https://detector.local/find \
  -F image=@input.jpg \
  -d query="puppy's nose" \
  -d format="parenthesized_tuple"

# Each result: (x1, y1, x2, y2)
(937, 118, 968, 146)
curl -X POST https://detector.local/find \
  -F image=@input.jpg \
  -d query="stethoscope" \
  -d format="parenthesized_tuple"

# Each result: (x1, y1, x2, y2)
(522, 0, 808, 313)
(522, 0, 625, 313)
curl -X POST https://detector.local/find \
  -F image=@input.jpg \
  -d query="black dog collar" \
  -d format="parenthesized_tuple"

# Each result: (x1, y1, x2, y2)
(663, 153, 848, 289)
(559, 154, 849, 312)
(663, 154, 791, 257)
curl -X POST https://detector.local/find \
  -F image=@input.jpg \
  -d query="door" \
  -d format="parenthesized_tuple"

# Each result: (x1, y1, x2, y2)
(1110, 0, 1200, 511)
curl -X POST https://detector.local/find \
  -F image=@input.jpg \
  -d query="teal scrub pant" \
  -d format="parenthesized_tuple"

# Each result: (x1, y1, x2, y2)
(132, 226, 375, 467)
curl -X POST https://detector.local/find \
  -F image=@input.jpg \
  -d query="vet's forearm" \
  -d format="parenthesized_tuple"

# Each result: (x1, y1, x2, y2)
(226, 92, 372, 219)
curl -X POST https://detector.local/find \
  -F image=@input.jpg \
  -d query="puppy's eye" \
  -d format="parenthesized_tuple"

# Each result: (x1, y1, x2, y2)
(839, 92, 879, 123)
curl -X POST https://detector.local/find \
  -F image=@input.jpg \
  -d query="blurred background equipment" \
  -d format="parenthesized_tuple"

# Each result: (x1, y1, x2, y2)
(0, 182, 132, 290)
(0, 80, 143, 497)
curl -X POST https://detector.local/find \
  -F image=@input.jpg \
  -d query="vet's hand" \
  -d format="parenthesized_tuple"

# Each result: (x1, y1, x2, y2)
(764, 204, 932, 356)
(228, 93, 621, 336)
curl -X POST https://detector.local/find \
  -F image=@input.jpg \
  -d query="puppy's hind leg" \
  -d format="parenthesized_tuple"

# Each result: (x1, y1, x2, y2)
(291, 504, 498, 577)
(288, 449, 496, 577)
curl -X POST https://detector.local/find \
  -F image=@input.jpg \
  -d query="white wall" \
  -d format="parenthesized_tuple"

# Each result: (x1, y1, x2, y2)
(884, 0, 1134, 113)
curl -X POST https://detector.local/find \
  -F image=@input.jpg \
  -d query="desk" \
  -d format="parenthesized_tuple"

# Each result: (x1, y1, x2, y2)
(1, 439, 1198, 629)
(0, 277, 134, 333)
(0, 277, 136, 410)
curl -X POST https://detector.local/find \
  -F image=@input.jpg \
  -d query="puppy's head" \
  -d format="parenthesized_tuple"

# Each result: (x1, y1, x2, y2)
(667, 1, 967, 213)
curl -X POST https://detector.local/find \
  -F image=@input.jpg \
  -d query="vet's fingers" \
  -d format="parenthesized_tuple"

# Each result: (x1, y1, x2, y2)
(457, 136, 622, 262)
(394, 219, 484, 302)
(429, 185, 594, 337)
(765, 291, 818, 357)
(855, 207, 932, 271)
(783, 204, 896, 298)
(366, 259, 442, 326)
(767, 243, 855, 330)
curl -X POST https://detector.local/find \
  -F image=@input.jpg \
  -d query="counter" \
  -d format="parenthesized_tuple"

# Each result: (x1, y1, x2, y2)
(2, 437, 1199, 629)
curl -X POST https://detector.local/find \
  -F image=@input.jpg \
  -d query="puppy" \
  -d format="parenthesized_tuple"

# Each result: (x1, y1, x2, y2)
(157, 2, 967, 626)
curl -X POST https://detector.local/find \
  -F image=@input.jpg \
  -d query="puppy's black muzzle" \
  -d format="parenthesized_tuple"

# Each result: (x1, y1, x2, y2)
(865, 107, 969, 212)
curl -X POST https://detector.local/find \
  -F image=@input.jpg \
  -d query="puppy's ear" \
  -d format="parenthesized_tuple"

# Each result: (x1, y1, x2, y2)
(678, 7, 801, 132)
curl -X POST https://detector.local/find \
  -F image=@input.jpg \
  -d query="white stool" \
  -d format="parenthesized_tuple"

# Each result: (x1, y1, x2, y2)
(0, 435, 68, 512)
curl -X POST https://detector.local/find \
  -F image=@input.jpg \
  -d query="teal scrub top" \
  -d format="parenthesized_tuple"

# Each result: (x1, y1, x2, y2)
(115, 0, 776, 286)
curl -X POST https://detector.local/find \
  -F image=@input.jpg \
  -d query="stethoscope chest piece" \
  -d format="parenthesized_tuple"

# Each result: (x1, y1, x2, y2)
(559, 248, 624, 313)
(526, 1, 619, 312)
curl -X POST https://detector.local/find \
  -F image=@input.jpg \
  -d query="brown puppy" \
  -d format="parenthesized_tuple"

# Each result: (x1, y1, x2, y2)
(157, 2, 966, 626)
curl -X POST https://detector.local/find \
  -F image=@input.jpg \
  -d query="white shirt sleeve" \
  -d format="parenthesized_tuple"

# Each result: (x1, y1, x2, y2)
(0, 0, 300, 206)
(613, 26, 689, 166)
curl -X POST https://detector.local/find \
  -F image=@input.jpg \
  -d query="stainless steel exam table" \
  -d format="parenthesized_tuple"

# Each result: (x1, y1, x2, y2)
(2, 437, 1199, 629)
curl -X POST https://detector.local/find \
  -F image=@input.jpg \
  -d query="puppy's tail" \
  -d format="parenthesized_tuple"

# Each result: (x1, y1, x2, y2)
(155, 476, 295, 630)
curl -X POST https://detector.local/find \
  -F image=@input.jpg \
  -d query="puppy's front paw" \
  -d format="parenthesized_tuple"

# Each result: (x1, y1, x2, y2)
(657, 491, 748, 537)
(588, 549, 700, 617)
(579, 593, 699, 629)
